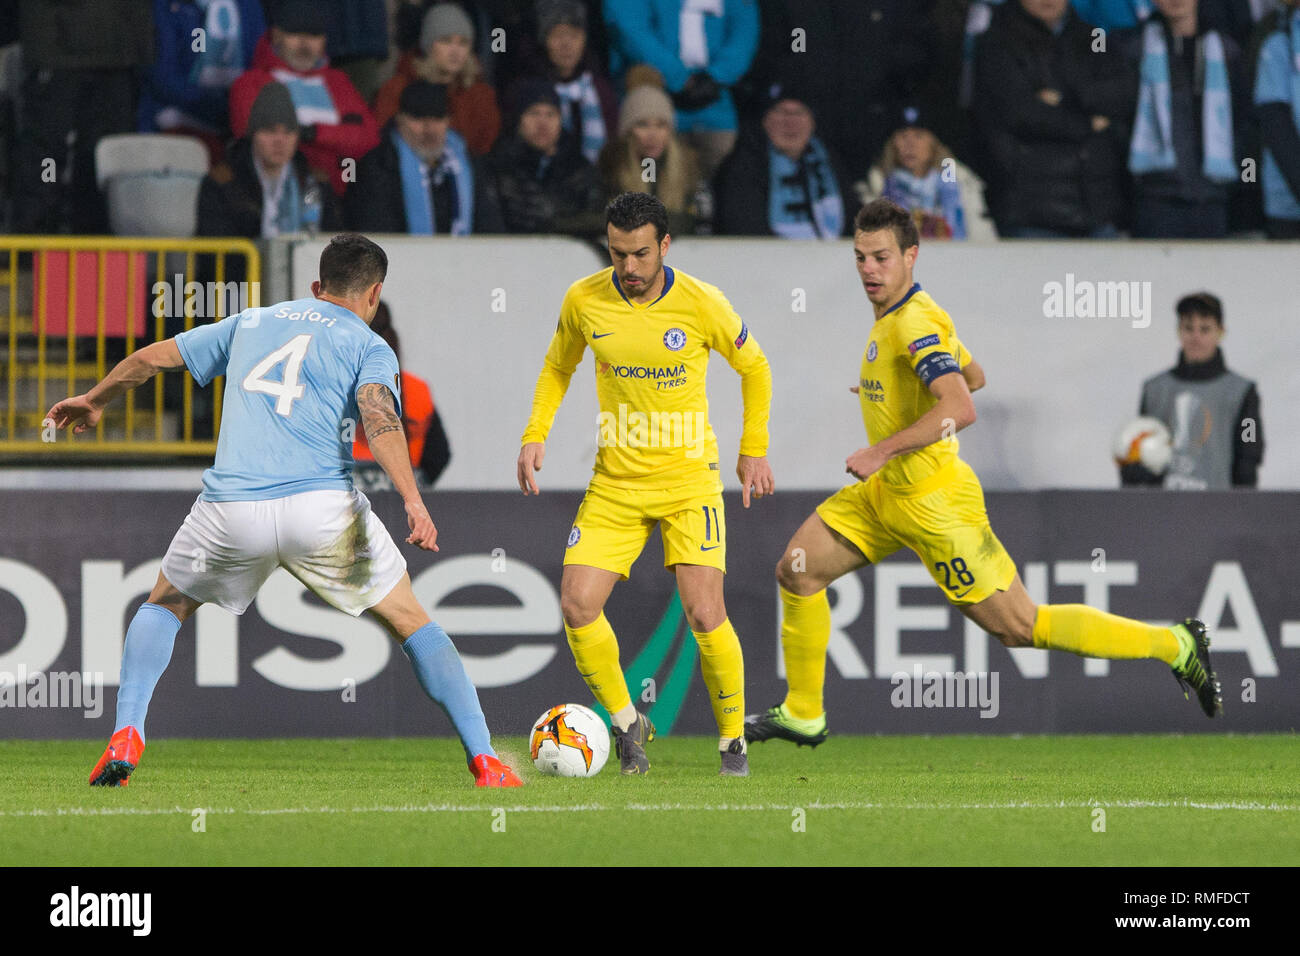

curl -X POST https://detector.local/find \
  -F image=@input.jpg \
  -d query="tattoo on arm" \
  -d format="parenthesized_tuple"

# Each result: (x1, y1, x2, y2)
(357, 383, 402, 442)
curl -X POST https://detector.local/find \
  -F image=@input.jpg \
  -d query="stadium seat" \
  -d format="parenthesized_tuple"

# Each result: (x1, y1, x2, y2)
(94, 133, 209, 237)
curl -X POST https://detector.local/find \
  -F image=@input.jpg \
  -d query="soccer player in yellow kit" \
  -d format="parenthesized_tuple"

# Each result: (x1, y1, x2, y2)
(518, 192, 775, 776)
(746, 199, 1222, 748)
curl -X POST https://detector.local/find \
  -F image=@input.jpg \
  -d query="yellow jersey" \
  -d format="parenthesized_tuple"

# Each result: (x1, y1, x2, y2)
(860, 283, 970, 487)
(522, 265, 772, 492)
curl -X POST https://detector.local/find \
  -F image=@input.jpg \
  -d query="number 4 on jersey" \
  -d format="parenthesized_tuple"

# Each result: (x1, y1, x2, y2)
(242, 334, 312, 416)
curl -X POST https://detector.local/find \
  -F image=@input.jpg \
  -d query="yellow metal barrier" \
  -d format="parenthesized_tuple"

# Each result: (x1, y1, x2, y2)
(0, 236, 260, 456)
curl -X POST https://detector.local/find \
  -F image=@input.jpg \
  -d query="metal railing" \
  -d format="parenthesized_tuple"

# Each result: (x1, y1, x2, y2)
(0, 236, 260, 456)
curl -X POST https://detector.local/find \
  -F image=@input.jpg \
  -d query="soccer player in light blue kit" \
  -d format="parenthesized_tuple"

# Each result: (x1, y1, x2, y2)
(47, 234, 522, 788)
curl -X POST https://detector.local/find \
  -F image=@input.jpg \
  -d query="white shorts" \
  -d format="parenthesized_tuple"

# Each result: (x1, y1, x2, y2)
(161, 489, 407, 616)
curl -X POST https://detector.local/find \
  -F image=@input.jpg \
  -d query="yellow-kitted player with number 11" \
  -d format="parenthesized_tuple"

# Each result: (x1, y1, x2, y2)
(517, 192, 774, 777)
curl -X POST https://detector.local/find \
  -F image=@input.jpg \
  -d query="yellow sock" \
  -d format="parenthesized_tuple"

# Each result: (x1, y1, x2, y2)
(565, 613, 632, 716)
(1032, 604, 1180, 663)
(693, 618, 745, 739)
(780, 586, 832, 720)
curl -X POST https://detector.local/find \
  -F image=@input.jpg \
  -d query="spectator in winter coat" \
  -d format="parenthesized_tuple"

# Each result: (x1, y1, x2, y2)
(857, 105, 994, 242)
(13, 0, 155, 233)
(1118, 0, 1248, 238)
(747, 0, 932, 190)
(604, 0, 760, 179)
(973, 0, 1136, 237)
(346, 81, 503, 234)
(314, 0, 391, 102)
(228, 0, 380, 196)
(198, 81, 340, 238)
(713, 81, 854, 238)
(372, 3, 501, 155)
(598, 81, 710, 235)
(513, 0, 619, 165)
(138, 0, 266, 161)
(1254, 0, 1300, 239)
(483, 80, 605, 236)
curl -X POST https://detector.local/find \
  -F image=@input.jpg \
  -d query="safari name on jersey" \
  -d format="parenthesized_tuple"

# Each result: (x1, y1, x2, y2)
(273, 303, 340, 328)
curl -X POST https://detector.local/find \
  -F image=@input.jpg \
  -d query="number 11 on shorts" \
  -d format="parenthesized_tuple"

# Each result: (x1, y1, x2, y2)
(703, 505, 721, 542)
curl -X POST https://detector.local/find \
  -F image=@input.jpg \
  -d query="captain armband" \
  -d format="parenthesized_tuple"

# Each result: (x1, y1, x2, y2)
(913, 351, 960, 386)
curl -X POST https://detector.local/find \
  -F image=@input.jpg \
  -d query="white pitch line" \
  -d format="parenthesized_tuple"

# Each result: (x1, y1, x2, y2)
(0, 799, 1296, 819)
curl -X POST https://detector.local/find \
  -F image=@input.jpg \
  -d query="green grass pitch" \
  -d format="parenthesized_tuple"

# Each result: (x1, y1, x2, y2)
(2, 735, 1296, 866)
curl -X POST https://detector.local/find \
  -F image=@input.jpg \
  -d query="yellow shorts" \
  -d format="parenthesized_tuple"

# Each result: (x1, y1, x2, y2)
(564, 481, 726, 579)
(816, 459, 1016, 605)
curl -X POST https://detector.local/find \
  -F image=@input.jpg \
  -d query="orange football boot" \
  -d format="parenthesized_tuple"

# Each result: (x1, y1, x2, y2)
(89, 726, 144, 787)
(470, 754, 523, 787)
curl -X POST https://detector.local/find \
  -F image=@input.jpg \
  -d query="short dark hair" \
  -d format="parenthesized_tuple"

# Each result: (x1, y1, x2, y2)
(606, 191, 669, 243)
(853, 199, 919, 252)
(319, 233, 388, 296)
(1176, 291, 1223, 327)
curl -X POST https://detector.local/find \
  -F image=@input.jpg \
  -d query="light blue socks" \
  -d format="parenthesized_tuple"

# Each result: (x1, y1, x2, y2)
(401, 622, 495, 761)
(114, 603, 182, 743)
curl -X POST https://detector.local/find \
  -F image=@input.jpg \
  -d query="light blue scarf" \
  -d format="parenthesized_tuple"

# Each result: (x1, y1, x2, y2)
(263, 163, 302, 235)
(271, 69, 339, 126)
(393, 127, 475, 235)
(767, 137, 843, 240)
(553, 72, 607, 164)
(1130, 21, 1235, 183)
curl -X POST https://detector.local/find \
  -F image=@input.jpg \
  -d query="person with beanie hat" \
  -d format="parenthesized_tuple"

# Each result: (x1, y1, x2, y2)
(509, 0, 618, 164)
(483, 77, 603, 235)
(598, 82, 710, 234)
(372, 2, 501, 154)
(247, 80, 299, 135)
(422, 2, 475, 52)
(347, 80, 504, 234)
(199, 81, 341, 238)
(227, 1, 380, 196)
(713, 81, 854, 238)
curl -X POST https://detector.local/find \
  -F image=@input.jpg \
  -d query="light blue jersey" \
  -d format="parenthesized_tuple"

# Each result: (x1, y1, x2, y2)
(175, 297, 401, 501)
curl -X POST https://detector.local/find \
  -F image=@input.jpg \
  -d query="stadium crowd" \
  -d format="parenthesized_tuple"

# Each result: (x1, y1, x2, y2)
(1, 0, 1298, 241)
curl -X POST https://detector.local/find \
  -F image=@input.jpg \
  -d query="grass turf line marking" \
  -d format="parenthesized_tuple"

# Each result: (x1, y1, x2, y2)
(3, 799, 1298, 818)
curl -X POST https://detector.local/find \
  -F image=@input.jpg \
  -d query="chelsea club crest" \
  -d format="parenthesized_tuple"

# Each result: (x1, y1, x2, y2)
(867, 340, 878, 362)
(663, 328, 687, 351)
